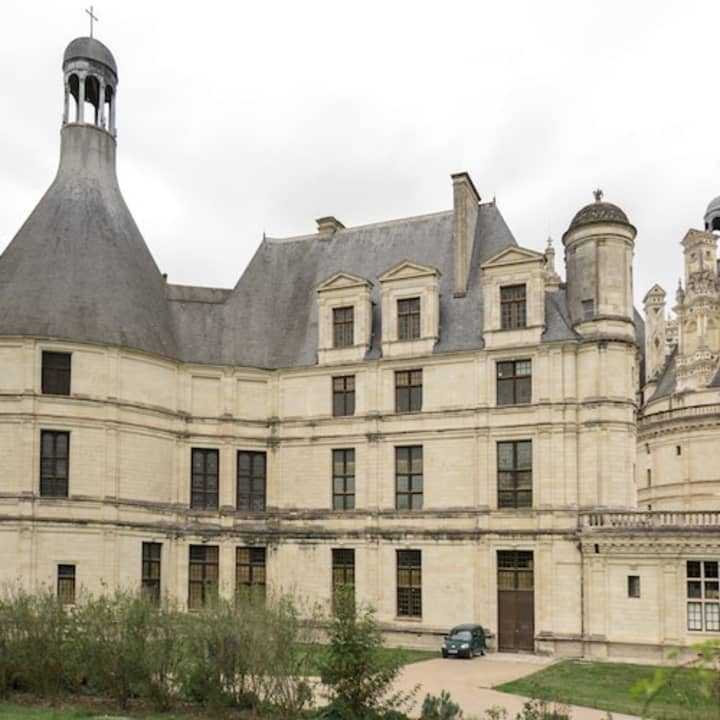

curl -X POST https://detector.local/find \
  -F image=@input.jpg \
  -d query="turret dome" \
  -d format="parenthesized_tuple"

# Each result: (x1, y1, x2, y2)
(567, 193, 630, 232)
(704, 195, 720, 232)
(63, 36, 117, 76)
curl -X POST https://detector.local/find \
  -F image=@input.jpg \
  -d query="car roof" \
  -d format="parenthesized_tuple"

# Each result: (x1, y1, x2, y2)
(450, 624, 481, 632)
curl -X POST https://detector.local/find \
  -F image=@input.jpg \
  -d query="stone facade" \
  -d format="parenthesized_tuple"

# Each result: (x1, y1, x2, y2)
(1, 35, 720, 662)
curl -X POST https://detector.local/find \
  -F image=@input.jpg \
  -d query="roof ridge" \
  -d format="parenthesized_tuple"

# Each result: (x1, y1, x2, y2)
(265, 208, 454, 244)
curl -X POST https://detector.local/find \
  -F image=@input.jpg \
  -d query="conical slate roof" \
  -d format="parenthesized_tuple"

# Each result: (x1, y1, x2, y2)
(0, 124, 177, 358)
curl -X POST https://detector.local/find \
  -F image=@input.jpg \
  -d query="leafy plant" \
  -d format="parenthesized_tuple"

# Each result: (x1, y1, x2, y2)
(319, 586, 415, 719)
(421, 690, 463, 720)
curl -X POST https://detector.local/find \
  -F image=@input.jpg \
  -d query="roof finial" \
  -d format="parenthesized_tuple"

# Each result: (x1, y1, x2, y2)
(85, 5, 99, 38)
(593, 188, 604, 203)
(546, 234, 554, 249)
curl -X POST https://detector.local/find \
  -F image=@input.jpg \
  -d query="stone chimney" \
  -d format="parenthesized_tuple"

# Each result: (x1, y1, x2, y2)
(643, 284, 667, 382)
(451, 172, 481, 297)
(543, 236, 561, 290)
(316, 216, 345, 239)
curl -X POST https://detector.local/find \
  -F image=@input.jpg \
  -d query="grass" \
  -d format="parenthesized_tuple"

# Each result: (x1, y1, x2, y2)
(496, 658, 719, 719)
(297, 642, 437, 675)
(0, 702, 196, 720)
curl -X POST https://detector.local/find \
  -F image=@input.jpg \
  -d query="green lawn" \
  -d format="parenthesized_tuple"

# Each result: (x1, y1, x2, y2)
(0, 705, 196, 720)
(298, 642, 437, 675)
(496, 659, 719, 719)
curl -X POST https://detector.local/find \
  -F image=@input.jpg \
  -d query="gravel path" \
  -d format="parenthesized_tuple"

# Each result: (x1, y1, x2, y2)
(394, 654, 640, 719)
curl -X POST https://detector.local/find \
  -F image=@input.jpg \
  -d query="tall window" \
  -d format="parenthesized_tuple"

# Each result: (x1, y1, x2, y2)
(497, 440, 532, 509)
(500, 285, 526, 329)
(333, 375, 355, 417)
(332, 548, 355, 602)
(582, 299, 595, 320)
(42, 351, 71, 395)
(237, 451, 266, 511)
(142, 542, 162, 603)
(496, 360, 531, 406)
(57, 564, 76, 605)
(188, 545, 219, 609)
(40, 430, 69, 497)
(333, 306, 354, 348)
(396, 446, 423, 510)
(236, 547, 266, 596)
(191, 448, 219, 510)
(397, 550, 422, 617)
(397, 297, 421, 340)
(333, 449, 355, 510)
(687, 561, 720, 631)
(395, 369, 422, 413)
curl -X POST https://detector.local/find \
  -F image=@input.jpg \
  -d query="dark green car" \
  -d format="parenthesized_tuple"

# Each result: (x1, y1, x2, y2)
(441, 624, 487, 659)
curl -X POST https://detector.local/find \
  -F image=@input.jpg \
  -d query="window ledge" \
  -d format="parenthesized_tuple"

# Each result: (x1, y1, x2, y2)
(394, 616, 423, 623)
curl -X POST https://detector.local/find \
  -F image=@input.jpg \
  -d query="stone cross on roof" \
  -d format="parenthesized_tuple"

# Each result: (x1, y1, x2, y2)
(85, 5, 98, 38)
(593, 188, 604, 203)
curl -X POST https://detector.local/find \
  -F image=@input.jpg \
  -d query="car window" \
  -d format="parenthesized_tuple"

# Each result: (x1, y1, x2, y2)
(450, 630, 472, 640)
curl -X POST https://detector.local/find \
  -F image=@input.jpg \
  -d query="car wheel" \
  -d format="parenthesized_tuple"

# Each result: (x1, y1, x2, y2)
(442, 649, 448, 658)
(466, 647, 473, 659)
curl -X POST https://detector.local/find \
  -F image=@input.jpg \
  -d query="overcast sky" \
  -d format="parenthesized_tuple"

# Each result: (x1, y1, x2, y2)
(1, 0, 718, 310)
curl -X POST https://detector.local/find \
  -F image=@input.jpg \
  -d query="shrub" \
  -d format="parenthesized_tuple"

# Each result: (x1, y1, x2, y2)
(421, 690, 463, 720)
(319, 587, 414, 720)
(0, 587, 79, 700)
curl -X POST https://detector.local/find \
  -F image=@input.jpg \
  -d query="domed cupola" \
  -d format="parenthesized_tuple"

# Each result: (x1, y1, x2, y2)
(562, 190, 637, 337)
(703, 196, 720, 232)
(0, 37, 177, 358)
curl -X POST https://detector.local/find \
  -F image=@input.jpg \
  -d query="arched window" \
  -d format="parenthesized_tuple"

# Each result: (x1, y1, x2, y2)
(84, 75, 100, 125)
(68, 74, 80, 122)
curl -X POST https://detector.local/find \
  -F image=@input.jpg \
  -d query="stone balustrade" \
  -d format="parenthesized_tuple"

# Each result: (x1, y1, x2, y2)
(582, 510, 720, 529)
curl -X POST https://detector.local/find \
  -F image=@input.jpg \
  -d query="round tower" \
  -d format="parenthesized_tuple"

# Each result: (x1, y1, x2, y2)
(703, 196, 720, 232)
(562, 190, 637, 340)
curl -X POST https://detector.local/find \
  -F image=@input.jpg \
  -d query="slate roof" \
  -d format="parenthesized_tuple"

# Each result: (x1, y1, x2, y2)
(0, 125, 177, 358)
(650, 346, 678, 400)
(169, 202, 580, 368)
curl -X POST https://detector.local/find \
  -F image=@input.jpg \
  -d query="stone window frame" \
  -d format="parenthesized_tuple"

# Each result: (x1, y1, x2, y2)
(237, 450, 267, 511)
(332, 375, 355, 417)
(332, 548, 356, 604)
(496, 359, 531, 406)
(395, 445, 423, 511)
(41, 351, 71, 395)
(497, 440, 532, 509)
(40, 430, 70, 498)
(500, 284, 527, 330)
(190, 448, 219, 510)
(142, 542, 162, 604)
(188, 544, 219, 610)
(57, 564, 76, 605)
(333, 306, 354, 348)
(332, 448, 355, 510)
(397, 549, 422, 618)
(236, 546, 266, 597)
(395, 369, 423, 413)
(687, 560, 720, 632)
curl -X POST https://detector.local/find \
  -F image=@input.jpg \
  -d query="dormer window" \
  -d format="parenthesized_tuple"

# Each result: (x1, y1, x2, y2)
(397, 298, 421, 340)
(500, 285, 526, 329)
(333, 306, 354, 348)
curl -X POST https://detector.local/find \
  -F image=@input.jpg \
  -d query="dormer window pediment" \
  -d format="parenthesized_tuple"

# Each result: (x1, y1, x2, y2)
(317, 271, 373, 365)
(379, 260, 440, 358)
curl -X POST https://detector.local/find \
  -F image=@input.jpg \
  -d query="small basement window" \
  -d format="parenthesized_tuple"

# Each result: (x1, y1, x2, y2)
(628, 575, 641, 598)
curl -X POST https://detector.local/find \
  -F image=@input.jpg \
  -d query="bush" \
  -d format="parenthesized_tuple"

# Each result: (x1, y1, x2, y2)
(421, 690, 463, 720)
(0, 587, 79, 700)
(319, 587, 414, 720)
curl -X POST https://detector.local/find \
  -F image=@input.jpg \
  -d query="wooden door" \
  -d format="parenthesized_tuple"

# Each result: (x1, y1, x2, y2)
(497, 550, 534, 652)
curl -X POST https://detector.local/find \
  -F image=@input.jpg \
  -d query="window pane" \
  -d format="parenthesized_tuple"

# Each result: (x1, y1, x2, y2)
(516, 360, 531, 376)
(516, 377, 531, 404)
(706, 562, 719, 579)
(688, 602, 703, 630)
(497, 380, 514, 405)
(517, 442, 532, 468)
(688, 561, 701, 578)
(498, 443, 514, 470)
(688, 581, 702, 598)
(706, 603, 720, 631)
